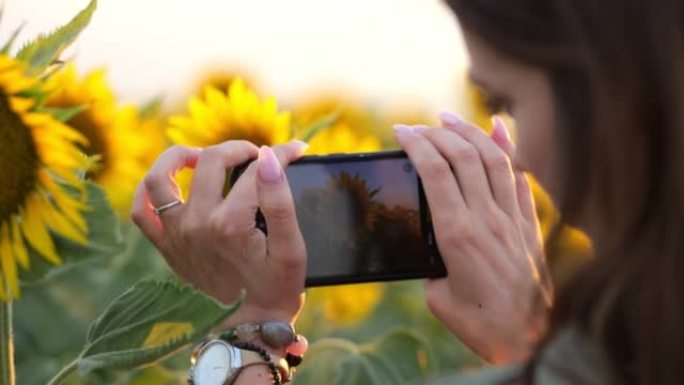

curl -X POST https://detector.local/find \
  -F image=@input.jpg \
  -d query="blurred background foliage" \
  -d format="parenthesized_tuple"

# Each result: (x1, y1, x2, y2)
(13, 63, 592, 384)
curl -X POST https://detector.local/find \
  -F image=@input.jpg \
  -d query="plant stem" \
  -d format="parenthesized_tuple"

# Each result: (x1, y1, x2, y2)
(0, 298, 15, 385)
(47, 359, 78, 385)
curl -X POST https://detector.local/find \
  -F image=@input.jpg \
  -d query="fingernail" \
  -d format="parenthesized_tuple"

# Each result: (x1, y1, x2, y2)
(491, 115, 511, 142)
(439, 111, 463, 126)
(393, 124, 415, 135)
(290, 139, 310, 154)
(257, 146, 283, 183)
(286, 334, 309, 356)
(412, 125, 429, 133)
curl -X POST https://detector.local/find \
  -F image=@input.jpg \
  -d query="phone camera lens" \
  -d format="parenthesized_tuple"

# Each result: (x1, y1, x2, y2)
(403, 163, 413, 173)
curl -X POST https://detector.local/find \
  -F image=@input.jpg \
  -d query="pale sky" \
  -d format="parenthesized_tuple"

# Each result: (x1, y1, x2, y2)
(2, 0, 470, 112)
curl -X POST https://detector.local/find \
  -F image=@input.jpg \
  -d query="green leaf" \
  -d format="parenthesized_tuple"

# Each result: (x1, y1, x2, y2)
(17, 86, 51, 106)
(38, 104, 88, 122)
(21, 181, 124, 284)
(296, 110, 339, 143)
(295, 329, 437, 385)
(76, 279, 241, 373)
(139, 96, 165, 120)
(127, 364, 185, 385)
(16, 0, 97, 74)
(1, 22, 25, 54)
(371, 329, 437, 380)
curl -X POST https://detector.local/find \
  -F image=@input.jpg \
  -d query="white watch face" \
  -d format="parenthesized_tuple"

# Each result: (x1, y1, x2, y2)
(193, 341, 233, 385)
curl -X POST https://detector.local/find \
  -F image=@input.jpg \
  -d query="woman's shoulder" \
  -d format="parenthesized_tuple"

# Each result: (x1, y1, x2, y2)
(425, 327, 616, 385)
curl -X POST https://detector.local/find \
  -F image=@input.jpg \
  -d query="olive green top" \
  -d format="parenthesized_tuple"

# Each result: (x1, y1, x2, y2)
(426, 328, 616, 385)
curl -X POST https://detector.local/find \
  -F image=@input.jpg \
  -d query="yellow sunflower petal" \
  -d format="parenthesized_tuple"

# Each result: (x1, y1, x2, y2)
(205, 86, 227, 112)
(0, 223, 20, 298)
(40, 173, 89, 232)
(189, 96, 211, 121)
(36, 196, 88, 245)
(49, 167, 86, 191)
(0, 74, 35, 94)
(35, 142, 87, 169)
(0, 58, 15, 71)
(9, 96, 35, 112)
(32, 118, 88, 145)
(19, 202, 62, 265)
(0, 274, 7, 301)
(273, 112, 291, 144)
(11, 219, 30, 270)
(171, 122, 214, 145)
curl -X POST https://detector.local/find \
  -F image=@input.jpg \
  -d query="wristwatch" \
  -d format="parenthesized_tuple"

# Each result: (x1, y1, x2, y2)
(188, 339, 289, 385)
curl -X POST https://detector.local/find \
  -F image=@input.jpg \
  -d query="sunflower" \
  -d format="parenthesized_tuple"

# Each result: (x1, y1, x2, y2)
(191, 67, 257, 97)
(326, 171, 380, 236)
(168, 78, 291, 148)
(45, 65, 165, 215)
(0, 55, 90, 300)
(102, 106, 166, 212)
(292, 96, 382, 154)
(305, 125, 381, 155)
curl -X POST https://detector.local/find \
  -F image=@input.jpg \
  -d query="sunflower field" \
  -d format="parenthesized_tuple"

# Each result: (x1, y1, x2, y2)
(0, 1, 593, 384)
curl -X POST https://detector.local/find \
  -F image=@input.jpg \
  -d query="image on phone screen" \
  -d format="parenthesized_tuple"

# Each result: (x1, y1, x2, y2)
(285, 153, 444, 285)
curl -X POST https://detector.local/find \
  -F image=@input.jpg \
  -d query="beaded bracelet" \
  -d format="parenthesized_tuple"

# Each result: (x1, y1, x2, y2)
(285, 352, 303, 368)
(233, 342, 282, 385)
(219, 320, 295, 349)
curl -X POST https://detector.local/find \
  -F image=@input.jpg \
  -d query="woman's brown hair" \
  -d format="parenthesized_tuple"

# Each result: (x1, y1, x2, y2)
(444, 0, 684, 384)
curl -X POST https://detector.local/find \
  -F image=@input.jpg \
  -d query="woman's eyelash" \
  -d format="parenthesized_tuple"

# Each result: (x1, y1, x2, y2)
(471, 84, 511, 115)
(482, 95, 510, 114)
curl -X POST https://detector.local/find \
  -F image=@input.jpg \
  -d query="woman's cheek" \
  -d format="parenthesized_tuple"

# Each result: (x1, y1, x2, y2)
(513, 113, 558, 201)
(512, 112, 556, 195)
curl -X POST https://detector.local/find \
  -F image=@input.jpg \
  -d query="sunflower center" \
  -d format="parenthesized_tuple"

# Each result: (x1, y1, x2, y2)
(72, 110, 108, 158)
(0, 94, 40, 223)
(226, 125, 274, 147)
(47, 94, 111, 176)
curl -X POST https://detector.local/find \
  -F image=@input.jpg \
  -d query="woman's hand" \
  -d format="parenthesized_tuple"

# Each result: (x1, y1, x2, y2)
(394, 113, 553, 365)
(130, 140, 309, 327)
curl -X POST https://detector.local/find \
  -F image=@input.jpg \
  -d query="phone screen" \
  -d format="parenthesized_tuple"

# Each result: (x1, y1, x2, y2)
(284, 152, 445, 286)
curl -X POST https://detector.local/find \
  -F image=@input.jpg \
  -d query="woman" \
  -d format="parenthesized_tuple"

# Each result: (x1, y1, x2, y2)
(131, 0, 684, 383)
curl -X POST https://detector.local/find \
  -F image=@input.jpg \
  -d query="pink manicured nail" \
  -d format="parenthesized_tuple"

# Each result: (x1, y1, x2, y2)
(257, 146, 283, 183)
(439, 111, 464, 126)
(286, 334, 309, 356)
(290, 140, 310, 154)
(393, 124, 414, 135)
(411, 125, 429, 133)
(491, 115, 511, 143)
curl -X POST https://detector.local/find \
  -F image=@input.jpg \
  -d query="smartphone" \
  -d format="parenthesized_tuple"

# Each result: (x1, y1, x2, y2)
(230, 150, 446, 287)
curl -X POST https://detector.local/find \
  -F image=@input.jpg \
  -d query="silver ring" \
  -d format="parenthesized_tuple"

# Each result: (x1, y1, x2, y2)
(154, 199, 183, 215)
